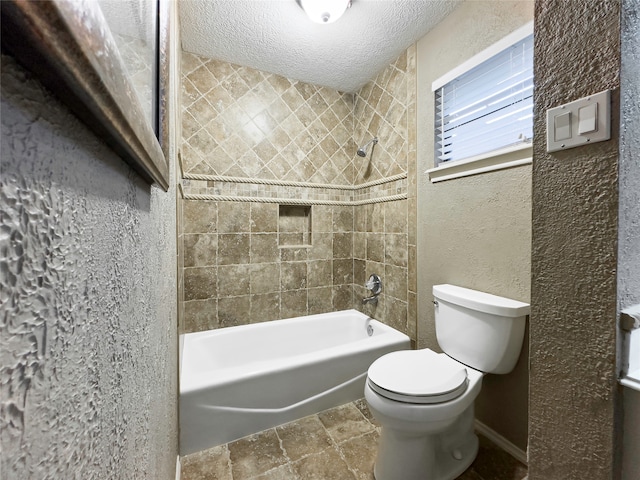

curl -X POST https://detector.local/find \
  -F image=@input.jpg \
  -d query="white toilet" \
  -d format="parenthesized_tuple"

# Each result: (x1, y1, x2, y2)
(365, 284, 529, 480)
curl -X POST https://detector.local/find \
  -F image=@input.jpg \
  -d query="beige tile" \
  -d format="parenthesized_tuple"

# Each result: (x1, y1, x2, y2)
(281, 290, 307, 319)
(366, 233, 384, 264)
(279, 246, 309, 262)
(332, 206, 354, 232)
(218, 295, 251, 327)
(384, 200, 407, 234)
(338, 430, 379, 480)
(353, 232, 366, 260)
(333, 232, 353, 259)
(229, 429, 287, 479)
(291, 448, 357, 480)
(279, 233, 304, 247)
(408, 244, 417, 292)
(250, 263, 280, 294)
(384, 296, 408, 335)
(188, 64, 217, 95)
(318, 403, 375, 444)
(181, 444, 232, 480)
(384, 264, 407, 301)
(353, 259, 367, 286)
(308, 260, 332, 288)
(250, 234, 279, 263)
(384, 233, 408, 268)
(218, 234, 250, 265)
(184, 266, 216, 301)
(250, 293, 280, 322)
(280, 262, 307, 291)
(333, 285, 353, 311)
(183, 299, 217, 333)
(218, 202, 251, 233)
(184, 200, 217, 234)
(308, 287, 333, 315)
(309, 233, 332, 260)
(312, 206, 333, 233)
(276, 415, 332, 462)
(408, 291, 417, 341)
(353, 399, 379, 428)
(184, 234, 217, 268)
(333, 259, 353, 285)
(247, 463, 300, 480)
(250, 204, 278, 233)
(218, 264, 251, 297)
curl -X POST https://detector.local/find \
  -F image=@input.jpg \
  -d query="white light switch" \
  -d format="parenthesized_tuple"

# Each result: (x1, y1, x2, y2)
(546, 89, 610, 153)
(554, 111, 572, 141)
(578, 103, 598, 134)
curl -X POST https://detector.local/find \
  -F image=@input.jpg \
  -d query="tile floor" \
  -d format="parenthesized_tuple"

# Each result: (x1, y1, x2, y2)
(181, 400, 528, 480)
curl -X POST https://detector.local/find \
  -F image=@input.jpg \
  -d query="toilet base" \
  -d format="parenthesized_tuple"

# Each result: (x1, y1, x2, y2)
(373, 407, 479, 480)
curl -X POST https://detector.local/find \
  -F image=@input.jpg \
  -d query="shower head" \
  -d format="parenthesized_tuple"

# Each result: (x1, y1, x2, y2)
(357, 137, 378, 157)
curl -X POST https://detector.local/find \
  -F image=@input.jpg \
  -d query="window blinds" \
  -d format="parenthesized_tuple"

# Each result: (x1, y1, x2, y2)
(434, 34, 534, 165)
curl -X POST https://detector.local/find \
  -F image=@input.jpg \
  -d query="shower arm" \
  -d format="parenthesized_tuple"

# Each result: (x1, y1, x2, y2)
(357, 137, 378, 157)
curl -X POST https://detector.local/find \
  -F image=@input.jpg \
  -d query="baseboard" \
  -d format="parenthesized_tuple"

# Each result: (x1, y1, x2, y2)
(474, 419, 528, 465)
(175, 455, 181, 480)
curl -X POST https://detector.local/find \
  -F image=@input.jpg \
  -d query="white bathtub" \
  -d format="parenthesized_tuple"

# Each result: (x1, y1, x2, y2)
(179, 309, 411, 455)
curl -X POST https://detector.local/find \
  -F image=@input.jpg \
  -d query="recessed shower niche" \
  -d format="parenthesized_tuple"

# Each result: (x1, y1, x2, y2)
(278, 205, 312, 247)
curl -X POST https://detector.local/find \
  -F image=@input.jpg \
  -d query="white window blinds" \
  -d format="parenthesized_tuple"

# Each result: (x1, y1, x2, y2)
(434, 33, 534, 165)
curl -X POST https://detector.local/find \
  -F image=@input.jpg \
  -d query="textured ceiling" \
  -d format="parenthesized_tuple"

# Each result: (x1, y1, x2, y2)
(179, 0, 462, 93)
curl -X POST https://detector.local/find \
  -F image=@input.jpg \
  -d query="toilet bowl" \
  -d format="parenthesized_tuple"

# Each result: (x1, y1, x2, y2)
(365, 284, 529, 480)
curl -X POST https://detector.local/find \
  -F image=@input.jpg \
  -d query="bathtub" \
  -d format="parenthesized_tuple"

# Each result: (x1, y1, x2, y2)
(179, 309, 411, 455)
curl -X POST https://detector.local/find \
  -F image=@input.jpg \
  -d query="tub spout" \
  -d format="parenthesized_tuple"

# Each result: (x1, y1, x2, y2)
(362, 295, 378, 305)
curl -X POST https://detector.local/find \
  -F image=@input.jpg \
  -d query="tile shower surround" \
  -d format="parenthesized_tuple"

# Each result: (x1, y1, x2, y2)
(181, 401, 529, 480)
(183, 199, 409, 335)
(180, 48, 416, 340)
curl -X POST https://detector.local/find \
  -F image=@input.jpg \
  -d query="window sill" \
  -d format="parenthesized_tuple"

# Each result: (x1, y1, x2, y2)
(427, 144, 532, 183)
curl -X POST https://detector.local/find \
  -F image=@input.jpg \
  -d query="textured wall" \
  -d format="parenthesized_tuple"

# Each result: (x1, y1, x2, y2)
(180, 51, 415, 340)
(530, 0, 621, 478)
(416, 0, 533, 451)
(619, 0, 640, 477)
(0, 49, 178, 479)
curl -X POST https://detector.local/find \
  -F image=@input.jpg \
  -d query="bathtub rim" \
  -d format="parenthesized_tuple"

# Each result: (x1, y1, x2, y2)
(180, 309, 410, 394)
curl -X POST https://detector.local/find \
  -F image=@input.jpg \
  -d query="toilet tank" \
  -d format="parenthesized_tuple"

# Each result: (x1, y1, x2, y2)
(433, 284, 530, 374)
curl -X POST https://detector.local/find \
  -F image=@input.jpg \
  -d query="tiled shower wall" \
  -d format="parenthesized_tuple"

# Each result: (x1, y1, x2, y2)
(180, 47, 416, 342)
(353, 48, 416, 339)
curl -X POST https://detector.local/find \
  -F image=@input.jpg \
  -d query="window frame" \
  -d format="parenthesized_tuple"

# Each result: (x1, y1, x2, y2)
(427, 22, 534, 183)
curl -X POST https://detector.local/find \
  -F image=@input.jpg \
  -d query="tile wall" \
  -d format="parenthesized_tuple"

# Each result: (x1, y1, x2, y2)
(180, 47, 416, 343)
(352, 47, 416, 340)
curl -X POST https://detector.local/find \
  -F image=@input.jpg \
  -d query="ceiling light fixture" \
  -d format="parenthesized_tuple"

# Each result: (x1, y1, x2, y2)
(299, 0, 352, 24)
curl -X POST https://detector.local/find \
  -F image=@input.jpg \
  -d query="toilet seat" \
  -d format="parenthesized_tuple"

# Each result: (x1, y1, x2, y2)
(367, 349, 468, 404)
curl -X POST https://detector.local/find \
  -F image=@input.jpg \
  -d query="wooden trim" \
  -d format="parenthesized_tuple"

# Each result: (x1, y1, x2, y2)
(0, 0, 169, 190)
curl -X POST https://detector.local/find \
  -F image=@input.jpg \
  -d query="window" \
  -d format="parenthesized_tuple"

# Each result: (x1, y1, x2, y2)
(430, 23, 533, 180)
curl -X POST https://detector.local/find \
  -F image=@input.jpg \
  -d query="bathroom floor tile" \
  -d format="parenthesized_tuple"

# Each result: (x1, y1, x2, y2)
(181, 444, 233, 480)
(228, 429, 288, 478)
(181, 400, 529, 480)
(337, 430, 378, 480)
(317, 402, 375, 444)
(276, 415, 333, 462)
(290, 448, 357, 480)
(246, 463, 300, 480)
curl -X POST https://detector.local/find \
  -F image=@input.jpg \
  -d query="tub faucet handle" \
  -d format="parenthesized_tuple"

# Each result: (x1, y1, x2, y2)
(365, 274, 382, 295)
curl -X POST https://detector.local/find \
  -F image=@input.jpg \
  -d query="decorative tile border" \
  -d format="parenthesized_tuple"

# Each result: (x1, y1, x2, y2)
(180, 172, 407, 205)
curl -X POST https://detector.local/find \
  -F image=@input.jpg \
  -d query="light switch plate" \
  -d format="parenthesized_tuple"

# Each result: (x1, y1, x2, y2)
(546, 89, 611, 153)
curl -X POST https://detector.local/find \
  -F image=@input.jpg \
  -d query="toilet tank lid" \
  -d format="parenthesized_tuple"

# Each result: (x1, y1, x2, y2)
(433, 284, 530, 317)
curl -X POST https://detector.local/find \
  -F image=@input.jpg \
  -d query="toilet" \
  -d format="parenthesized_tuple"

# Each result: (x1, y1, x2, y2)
(365, 284, 529, 480)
